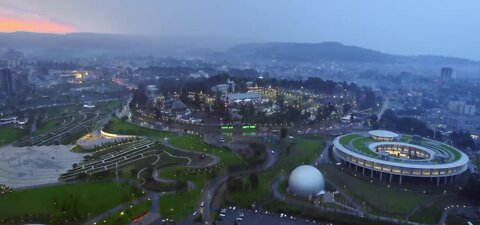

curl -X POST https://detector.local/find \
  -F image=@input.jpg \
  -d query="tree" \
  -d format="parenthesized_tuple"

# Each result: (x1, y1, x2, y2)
(280, 127, 288, 139)
(342, 104, 352, 115)
(249, 173, 259, 189)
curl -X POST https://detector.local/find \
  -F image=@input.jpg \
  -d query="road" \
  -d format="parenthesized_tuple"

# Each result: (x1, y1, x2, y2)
(315, 140, 332, 165)
(198, 141, 278, 224)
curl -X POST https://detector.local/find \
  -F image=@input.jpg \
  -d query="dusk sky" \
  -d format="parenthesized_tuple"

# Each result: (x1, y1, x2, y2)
(1, 0, 480, 59)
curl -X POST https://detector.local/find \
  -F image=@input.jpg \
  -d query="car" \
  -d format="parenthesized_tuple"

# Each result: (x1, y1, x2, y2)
(232, 206, 236, 210)
(219, 213, 226, 217)
(236, 217, 243, 221)
(192, 211, 198, 216)
(271, 150, 275, 154)
(200, 202, 204, 207)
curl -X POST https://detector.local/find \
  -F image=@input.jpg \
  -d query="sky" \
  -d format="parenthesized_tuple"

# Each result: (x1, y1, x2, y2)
(1, 0, 480, 60)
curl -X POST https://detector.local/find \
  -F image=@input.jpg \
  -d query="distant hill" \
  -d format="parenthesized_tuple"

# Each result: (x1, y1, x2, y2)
(225, 42, 479, 65)
(0, 32, 240, 58)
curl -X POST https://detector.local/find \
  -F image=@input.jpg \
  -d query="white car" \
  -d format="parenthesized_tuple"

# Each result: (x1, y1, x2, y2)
(200, 202, 204, 207)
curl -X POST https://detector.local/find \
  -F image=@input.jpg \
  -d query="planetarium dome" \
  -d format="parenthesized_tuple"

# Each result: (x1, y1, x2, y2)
(288, 165, 325, 198)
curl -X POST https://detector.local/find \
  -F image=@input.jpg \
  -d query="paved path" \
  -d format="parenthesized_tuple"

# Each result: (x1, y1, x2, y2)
(316, 140, 332, 165)
(199, 141, 278, 224)
(161, 138, 220, 168)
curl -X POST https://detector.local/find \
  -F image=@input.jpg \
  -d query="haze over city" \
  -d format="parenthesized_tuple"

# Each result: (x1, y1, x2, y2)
(0, 1, 480, 225)
(1, 0, 480, 59)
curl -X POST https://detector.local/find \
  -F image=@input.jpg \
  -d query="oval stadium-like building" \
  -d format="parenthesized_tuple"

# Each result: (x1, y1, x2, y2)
(288, 165, 325, 198)
(333, 130, 469, 185)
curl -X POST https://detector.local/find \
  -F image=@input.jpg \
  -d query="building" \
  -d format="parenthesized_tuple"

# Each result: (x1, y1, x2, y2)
(210, 79, 235, 94)
(225, 92, 262, 104)
(440, 67, 453, 82)
(288, 165, 325, 199)
(333, 130, 469, 185)
(0, 68, 13, 94)
(448, 101, 476, 116)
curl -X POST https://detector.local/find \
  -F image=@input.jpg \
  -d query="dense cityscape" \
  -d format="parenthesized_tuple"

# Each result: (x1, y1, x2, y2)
(0, 1, 480, 225)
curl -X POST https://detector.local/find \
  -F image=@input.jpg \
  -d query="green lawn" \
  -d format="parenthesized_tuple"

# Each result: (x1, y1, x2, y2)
(409, 206, 442, 224)
(320, 164, 431, 214)
(102, 200, 151, 225)
(0, 127, 25, 146)
(103, 116, 175, 138)
(0, 182, 142, 219)
(352, 137, 377, 157)
(399, 134, 412, 142)
(438, 143, 462, 161)
(158, 134, 245, 221)
(339, 134, 361, 145)
(99, 100, 122, 113)
(225, 135, 325, 207)
(168, 134, 243, 167)
(33, 118, 63, 136)
(158, 166, 209, 221)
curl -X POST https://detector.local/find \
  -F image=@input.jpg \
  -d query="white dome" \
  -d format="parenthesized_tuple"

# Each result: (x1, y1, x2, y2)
(288, 165, 325, 198)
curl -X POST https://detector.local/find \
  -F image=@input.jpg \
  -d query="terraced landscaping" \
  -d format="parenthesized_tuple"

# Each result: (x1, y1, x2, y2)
(33, 118, 63, 136)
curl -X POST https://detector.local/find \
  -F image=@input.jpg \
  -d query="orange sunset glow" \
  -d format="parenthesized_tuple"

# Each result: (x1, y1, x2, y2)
(0, 16, 75, 33)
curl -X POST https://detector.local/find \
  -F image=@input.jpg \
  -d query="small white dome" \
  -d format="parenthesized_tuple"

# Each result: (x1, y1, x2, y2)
(288, 165, 325, 198)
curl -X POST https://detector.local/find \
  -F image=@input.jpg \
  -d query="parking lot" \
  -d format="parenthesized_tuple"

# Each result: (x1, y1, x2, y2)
(215, 207, 332, 225)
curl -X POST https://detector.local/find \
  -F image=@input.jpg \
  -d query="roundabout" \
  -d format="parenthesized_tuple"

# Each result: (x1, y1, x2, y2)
(333, 130, 469, 185)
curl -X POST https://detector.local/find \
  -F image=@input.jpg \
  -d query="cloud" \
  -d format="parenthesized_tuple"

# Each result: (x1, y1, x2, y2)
(0, 6, 75, 33)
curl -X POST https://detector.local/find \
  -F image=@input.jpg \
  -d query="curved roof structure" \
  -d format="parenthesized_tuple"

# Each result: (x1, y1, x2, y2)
(368, 130, 399, 138)
(333, 131, 469, 178)
(288, 165, 325, 198)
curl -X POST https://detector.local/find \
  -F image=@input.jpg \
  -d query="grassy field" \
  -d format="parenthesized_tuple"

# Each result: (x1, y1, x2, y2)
(33, 118, 63, 136)
(339, 133, 361, 145)
(351, 137, 377, 157)
(224, 135, 325, 207)
(399, 134, 412, 142)
(158, 166, 209, 221)
(102, 200, 151, 225)
(99, 100, 122, 113)
(0, 127, 25, 146)
(409, 206, 442, 224)
(168, 134, 243, 167)
(103, 116, 175, 138)
(158, 134, 248, 221)
(0, 182, 142, 219)
(319, 164, 432, 214)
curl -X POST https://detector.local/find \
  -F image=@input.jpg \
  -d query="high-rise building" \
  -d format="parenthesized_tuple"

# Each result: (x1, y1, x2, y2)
(0, 68, 13, 94)
(440, 67, 453, 81)
(448, 100, 476, 116)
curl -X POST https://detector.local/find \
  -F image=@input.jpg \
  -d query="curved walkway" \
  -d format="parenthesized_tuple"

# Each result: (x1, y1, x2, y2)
(161, 138, 220, 168)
